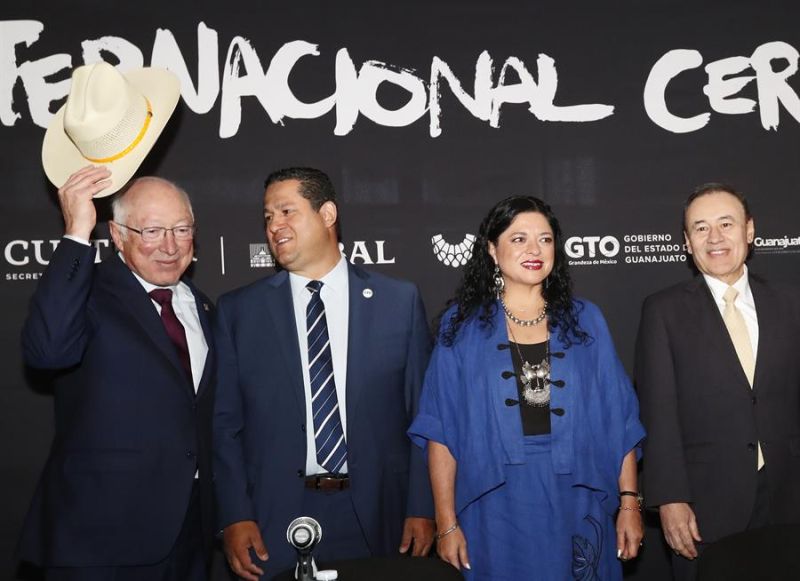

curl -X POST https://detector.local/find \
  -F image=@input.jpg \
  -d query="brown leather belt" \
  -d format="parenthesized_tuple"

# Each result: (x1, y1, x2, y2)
(304, 474, 350, 491)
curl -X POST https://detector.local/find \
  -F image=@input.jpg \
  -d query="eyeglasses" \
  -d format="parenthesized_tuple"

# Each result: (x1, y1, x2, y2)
(115, 223, 196, 242)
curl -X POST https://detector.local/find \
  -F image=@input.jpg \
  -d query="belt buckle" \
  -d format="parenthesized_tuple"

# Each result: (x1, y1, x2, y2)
(309, 474, 348, 491)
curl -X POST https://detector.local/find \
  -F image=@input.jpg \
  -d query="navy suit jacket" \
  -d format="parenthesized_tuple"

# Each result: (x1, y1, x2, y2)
(17, 239, 216, 567)
(635, 274, 800, 543)
(213, 264, 433, 573)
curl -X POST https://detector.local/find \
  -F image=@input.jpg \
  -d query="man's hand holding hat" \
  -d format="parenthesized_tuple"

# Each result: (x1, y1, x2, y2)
(59, 165, 111, 240)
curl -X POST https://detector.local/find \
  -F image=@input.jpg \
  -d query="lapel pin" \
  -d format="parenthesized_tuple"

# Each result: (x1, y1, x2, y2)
(203, 303, 210, 312)
(362, 288, 373, 299)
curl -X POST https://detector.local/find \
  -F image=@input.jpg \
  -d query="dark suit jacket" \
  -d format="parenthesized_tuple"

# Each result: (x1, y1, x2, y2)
(17, 239, 216, 567)
(635, 273, 800, 543)
(213, 264, 433, 575)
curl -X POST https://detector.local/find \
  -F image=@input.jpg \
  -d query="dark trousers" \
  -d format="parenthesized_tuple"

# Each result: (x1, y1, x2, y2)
(262, 487, 371, 580)
(46, 481, 207, 581)
(671, 467, 770, 581)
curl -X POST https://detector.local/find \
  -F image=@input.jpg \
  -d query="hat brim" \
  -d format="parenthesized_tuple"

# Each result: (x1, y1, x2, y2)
(42, 67, 181, 198)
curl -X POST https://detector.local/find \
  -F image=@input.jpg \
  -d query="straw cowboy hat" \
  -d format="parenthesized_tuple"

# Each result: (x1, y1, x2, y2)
(42, 62, 181, 197)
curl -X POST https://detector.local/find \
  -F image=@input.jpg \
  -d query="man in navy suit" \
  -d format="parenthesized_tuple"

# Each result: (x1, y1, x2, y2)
(18, 166, 216, 580)
(214, 167, 435, 580)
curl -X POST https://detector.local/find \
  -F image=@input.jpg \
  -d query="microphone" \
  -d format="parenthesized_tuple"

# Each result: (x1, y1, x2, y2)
(287, 516, 322, 581)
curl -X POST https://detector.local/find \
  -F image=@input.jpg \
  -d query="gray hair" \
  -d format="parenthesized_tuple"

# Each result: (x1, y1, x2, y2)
(111, 177, 194, 238)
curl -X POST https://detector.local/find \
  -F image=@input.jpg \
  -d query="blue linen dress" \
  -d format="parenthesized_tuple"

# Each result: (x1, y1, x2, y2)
(409, 300, 645, 580)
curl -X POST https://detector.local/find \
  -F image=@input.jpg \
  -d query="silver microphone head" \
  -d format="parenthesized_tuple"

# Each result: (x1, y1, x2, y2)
(287, 516, 322, 550)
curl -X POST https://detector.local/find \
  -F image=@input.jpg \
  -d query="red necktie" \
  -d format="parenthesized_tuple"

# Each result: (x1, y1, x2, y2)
(149, 288, 193, 383)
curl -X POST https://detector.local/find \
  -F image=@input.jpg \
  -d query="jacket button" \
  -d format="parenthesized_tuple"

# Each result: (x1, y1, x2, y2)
(185, 450, 195, 459)
(747, 442, 756, 451)
(301, 424, 306, 432)
(751, 396, 757, 405)
(297, 469, 305, 478)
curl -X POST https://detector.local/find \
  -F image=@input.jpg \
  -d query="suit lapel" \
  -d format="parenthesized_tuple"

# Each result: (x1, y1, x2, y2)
(100, 255, 194, 399)
(750, 275, 774, 392)
(344, 265, 370, 425)
(263, 271, 306, 415)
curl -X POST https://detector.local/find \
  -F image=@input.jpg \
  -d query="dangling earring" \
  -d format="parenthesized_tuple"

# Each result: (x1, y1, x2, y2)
(493, 265, 505, 299)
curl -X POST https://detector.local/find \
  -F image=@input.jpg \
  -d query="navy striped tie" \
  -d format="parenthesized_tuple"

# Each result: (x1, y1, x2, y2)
(306, 280, 347, 473)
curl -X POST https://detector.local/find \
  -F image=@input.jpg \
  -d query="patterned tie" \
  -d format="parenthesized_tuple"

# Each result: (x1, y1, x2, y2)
(306, 280, 347, 473)
(149, 288, 193, 383)
(722, 286, 764, 469)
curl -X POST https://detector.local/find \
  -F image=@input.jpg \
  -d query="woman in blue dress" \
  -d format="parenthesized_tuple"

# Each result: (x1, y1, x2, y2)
(409, 196, 645, 580)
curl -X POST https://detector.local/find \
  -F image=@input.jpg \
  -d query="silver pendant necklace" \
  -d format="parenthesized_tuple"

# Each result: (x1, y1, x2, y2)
(506, 320, 551, 407)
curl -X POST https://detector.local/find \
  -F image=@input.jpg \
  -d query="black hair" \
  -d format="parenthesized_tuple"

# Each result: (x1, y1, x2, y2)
(439, 195, 590, 348)
(684, 182, 752, 230)
(265, 167, 342, 241)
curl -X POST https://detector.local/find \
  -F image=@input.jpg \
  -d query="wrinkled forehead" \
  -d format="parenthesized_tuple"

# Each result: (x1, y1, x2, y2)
(126, 184, 192, 225)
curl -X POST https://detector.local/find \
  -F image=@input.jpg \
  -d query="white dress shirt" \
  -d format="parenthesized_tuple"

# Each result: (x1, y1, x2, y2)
(290, 254, 350, 475)
(703, 265, 759, 360)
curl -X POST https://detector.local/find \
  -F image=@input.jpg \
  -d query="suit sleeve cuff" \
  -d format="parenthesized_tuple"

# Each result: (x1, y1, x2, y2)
(63, 234, 91, 246)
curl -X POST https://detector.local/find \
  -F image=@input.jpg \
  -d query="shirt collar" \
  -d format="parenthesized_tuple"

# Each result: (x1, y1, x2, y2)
(120, 252, 186, 299)
(289, 253, 348, 299)
(703, 264, 751, 304)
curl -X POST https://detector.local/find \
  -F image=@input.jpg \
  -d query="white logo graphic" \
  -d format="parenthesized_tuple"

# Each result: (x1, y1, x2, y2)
(3, 237, 110, 282)
(249, 241, 396, 269)
(431, 234, 476, 268)
(338, 241, 396, 264)
(623, 233, 686, 264)
(753, 235, 800, 254)
(250, 244, 275, 268)
(566, 232, 687, 266)
(564, 236, 620, 259)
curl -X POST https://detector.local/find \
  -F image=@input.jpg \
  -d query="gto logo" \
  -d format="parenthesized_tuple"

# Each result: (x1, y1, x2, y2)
(564, 236, 620, 259)
(4, 239, 109, 266)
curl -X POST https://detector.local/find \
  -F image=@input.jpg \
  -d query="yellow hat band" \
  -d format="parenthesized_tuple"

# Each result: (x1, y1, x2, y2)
(84, 99, 153, 164)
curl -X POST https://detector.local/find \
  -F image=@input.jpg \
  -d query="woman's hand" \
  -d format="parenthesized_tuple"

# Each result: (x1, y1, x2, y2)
(428, 442, 471, 571)
(616, 450, 643, 561)
(616, 508, 643, 561)
(437, 524, 471, 571)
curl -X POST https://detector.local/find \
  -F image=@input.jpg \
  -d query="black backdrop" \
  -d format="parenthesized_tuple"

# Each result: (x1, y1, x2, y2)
(3, 1, 800, 579)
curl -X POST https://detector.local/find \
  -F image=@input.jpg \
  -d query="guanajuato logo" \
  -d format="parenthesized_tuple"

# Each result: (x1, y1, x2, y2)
(565, 235, 621, 265)
(753, 235, 800, 255)
(567, 233, 686, 267)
